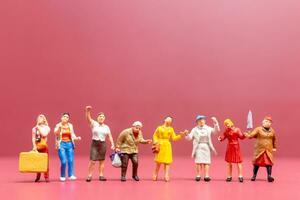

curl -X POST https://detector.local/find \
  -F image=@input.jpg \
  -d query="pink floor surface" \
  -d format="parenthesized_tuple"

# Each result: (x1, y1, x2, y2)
(0, 156, 299, 200)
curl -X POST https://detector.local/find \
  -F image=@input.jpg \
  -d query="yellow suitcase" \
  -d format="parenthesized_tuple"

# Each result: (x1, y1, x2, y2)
(19, 151, 48, 173)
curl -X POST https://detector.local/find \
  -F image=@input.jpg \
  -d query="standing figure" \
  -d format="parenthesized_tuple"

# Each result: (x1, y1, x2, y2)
(245, 116, 277, 182)
(152, 116, 188, 182)
(115, 121, 152, 182)
(54, 112, 81, 182)
(85, 106, 115, 182)
(218, 119, 245, 182)
(186, 115, 219, 182)
(32, 114, 51, 182)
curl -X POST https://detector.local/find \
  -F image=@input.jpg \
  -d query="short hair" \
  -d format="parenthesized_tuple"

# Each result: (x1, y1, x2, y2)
(62, 112, 70, 117)
(97, 112, 105, 117)
(164, 116, 173, 120)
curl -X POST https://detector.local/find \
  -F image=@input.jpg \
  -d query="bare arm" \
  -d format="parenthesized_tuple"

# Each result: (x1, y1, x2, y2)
(32, 127, 37, 151)
(171, 129, 187, 141)
(108, 132, 115, 149)
(185, 129, 194, 141)
(85, 106, 93, 124)
(218, 131, 227, 142)
(69, 123, 81, 141)
(211, 117, 220, 134)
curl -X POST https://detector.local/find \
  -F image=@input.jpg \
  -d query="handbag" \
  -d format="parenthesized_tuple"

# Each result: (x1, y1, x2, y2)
(110, 152, 122, 168)
(151, 143, 160, 154)
(35, 129, 47, 151)
(36, 138, 47, 151)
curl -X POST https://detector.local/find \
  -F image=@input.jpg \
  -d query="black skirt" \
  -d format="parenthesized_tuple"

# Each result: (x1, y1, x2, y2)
(90, 140, 106, 161)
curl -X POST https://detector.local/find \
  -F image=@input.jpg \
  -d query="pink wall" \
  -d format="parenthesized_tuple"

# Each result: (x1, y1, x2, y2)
(1, 0, 300, 157)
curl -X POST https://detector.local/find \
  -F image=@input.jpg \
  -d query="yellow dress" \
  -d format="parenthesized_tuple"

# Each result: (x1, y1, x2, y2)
(153, 125, 183, 164)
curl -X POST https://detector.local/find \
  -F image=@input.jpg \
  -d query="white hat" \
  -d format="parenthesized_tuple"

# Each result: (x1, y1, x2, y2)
(132, 121, 143, 127)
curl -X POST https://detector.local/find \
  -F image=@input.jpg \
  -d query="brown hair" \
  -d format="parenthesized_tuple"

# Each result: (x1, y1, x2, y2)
(97, 112, 105, 117)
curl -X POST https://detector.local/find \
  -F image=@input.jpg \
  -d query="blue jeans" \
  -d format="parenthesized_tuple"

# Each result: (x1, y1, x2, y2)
(58, 141, 74, 177)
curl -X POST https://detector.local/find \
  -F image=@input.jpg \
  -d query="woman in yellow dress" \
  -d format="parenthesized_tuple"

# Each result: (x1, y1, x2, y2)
(152, 116, 188, 182)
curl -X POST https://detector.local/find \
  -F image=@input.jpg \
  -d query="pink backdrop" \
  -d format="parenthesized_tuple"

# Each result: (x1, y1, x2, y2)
(1, 0, 299, 157)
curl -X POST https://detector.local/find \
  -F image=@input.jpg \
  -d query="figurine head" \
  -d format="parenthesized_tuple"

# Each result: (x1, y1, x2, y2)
(132, 121, 143, 133)
(36, 114, 48, 126)
(97, 112, 106, 124)
(61, 112, 70, 124)
(224, 119, 234, 128)
(164, 116, 173, 127)
(196, 115, 206, 127)
(262, 116, 272, 129)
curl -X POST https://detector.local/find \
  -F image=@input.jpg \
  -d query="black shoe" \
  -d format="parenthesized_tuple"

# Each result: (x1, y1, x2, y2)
(238, 177, 244, 183)
(204, 177, 211, 182)
(86, 176, 92, 182)
(267, 176, 274, 182)
(132, 176, 140, 181)
(45, 178, 50, 183)
(121, 176, 126, 182)
(195, 176, 201, 182)
(251, 175, 256, 181)
(99, 176, 107, 181)
(226, 177, 232, 182)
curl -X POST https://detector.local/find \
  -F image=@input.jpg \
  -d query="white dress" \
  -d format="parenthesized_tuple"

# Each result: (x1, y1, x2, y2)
(186, 125, 218, 164)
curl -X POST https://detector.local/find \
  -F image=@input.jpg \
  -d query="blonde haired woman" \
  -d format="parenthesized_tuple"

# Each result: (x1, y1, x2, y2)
(152, 116, 188, 182)
(32, 114, 50, 182)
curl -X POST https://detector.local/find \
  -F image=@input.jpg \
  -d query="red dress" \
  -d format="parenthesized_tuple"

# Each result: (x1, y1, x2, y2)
(220, 127, 245, 163)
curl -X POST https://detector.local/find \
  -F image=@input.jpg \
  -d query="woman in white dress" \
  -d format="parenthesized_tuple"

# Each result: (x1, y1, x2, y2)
(186, 115, 220, 182)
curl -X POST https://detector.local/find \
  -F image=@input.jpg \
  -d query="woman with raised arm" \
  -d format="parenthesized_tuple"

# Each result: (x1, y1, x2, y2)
(85, 106, 115, 182)
(186, 115, 219, 182)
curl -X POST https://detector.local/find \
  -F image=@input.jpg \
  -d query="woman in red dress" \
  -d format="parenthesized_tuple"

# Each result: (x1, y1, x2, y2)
(218, 119, 245, 182)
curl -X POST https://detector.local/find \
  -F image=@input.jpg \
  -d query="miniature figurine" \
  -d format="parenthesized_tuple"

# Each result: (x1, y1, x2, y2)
(85, 106, 115, 182)
(218, 119, 245, 182)
(32, 114, 50, 182)
(54, 112, 81, 182)
(115, 121, 152, 182)
(152, 116, 188, 182)
(186, 115, 219, 182)
(245, 116, 277, 182)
